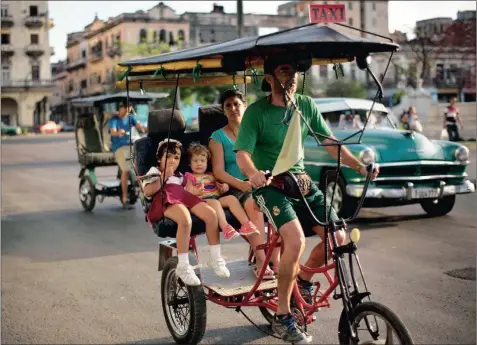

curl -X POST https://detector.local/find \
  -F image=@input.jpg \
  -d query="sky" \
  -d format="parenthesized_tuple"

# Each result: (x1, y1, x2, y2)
(48, 1, 477, 63)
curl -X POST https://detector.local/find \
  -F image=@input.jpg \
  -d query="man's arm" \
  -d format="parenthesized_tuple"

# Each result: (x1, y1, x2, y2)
(236, 150, 259, 179)
(236, 150, 269, 188)
(109, 118, 124, 137)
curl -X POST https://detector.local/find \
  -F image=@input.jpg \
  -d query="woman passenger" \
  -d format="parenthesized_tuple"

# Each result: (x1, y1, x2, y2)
(209, 89, 280, 279)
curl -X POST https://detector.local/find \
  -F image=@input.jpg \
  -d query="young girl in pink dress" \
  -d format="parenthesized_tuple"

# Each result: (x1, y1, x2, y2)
(142, 139, 230, 286)
(184, 143, 259, 241)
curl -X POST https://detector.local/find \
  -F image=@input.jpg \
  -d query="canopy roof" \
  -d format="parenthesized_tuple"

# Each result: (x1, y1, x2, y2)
(117, 24, 399, 76)
(71, 91, 168, 106)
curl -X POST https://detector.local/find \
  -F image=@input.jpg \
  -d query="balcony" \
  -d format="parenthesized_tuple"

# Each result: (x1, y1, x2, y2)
(1, 79, 55, 90)
(66, 58, 87, 72)
(24, 16, 44, 28)
(1, 44, 15, 56)
(89, 53, 103, 63)
(25, 44, 45, 57)
(88, 84, 105, 95)
(1, 15, 14, 28)
(106, 46, 121, 58)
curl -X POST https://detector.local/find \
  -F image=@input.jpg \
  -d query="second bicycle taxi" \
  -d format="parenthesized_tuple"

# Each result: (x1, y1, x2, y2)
(114, 8, 414, 345)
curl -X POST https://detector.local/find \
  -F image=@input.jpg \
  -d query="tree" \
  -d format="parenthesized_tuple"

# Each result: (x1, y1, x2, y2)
(325, 79, 367, 99)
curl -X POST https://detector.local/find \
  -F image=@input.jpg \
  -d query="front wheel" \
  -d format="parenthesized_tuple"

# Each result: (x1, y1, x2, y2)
(338, 301, 414, 344)
(420, 195, 455, 217)
(161, 257, 207, 344)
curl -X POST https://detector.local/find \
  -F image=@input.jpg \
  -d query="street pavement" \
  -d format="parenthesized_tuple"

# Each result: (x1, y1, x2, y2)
(1, 133, 476, 344)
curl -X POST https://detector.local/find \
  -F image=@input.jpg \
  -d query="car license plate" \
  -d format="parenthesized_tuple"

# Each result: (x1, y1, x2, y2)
(412, 189, 439, 199)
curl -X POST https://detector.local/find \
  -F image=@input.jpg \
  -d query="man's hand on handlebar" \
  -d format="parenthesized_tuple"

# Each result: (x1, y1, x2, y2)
(248, 170, 272, 189)
(358, 163, 380, 180)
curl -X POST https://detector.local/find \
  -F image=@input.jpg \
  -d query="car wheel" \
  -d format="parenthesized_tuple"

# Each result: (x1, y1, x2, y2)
(420, 195, 455, 217)
(320, 171, 359, 219)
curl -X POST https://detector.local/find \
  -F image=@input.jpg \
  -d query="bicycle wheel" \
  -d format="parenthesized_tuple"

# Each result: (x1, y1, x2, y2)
(338, 301, 414, 344)
(161, 257, 207, 344)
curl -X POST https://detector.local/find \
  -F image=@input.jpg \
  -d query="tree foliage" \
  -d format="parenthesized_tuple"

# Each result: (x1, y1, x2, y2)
(325, 79, 367, 99)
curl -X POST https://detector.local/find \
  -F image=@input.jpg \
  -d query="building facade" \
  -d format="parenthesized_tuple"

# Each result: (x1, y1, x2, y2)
(56, 2, 189, 123)
(277, 0, 390, 93)
(1, 0, 54, 127)
(182, 4, 298, 47)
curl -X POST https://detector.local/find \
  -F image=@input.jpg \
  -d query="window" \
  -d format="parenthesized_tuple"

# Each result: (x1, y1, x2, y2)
(351, 66, 356, 81)
(139, 29, 147, 43)
(169, 32, 175, 45)
(29, 5, 38, 16)
(372, 2, 376, 11)
(372, 18, 376, 27)
(1, 5, 9, 17)
(178, 29, 185, 42)
(32, 64, 40, 80)
(319, 65, 328, 78)
(81, 50, 86, 58)
(2, 64, 10, 82)
(349, 18, 353, 26)
(30, 34, 39, 44)
(348, 2, 353, 10)
(1, 34, 10, 44)
(159, 29, 166, 43)
(80, 79, 87, 89)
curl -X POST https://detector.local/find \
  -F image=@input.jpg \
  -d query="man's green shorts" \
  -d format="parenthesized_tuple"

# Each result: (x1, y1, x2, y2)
(252, 183, 338, 236)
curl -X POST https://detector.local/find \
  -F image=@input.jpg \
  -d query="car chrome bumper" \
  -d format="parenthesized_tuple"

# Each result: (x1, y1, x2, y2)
(346, 180, 476, 200)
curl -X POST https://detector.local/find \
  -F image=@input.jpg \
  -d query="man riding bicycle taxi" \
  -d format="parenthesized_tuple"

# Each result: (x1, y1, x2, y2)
(109, 101, 147, 208)
(235, 54, 379, 343)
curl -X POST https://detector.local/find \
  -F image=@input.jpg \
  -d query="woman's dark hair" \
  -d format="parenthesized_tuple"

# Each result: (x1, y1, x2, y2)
(219, 89, 246, 110)
(156, 139, 182, 162)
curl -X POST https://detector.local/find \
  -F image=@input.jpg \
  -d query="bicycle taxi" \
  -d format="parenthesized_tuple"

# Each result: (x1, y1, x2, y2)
(114, 16, 414, 345)
(71, 91, 167, 211)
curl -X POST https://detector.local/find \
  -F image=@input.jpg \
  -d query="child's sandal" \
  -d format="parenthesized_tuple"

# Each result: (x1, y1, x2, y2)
(253, 265, 275, 280)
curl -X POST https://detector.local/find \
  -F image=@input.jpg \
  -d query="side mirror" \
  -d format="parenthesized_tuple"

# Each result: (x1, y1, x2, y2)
(356, 55, 372, 71)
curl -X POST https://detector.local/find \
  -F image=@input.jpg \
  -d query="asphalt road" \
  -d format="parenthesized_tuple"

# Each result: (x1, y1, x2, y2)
(1, 133, 476, 344)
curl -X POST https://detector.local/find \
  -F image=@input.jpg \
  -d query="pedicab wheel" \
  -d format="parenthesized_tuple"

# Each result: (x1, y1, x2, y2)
(127, 188, 139, 205)
(338, 301, 414, 345)
(161, 257, 206, 345)
(79, 176, 96, 212)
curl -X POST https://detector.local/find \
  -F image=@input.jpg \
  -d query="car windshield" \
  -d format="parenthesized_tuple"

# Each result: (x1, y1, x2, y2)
(321, 109, 397, 130)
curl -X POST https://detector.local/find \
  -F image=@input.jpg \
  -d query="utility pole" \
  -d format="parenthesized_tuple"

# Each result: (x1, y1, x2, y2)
(237, 0, 243, 38)
(236, 0, 246, 93)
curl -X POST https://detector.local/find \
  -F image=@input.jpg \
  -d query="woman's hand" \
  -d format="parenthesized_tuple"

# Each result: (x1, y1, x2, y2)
(239, 180, 253, 193)
(217, 182, 229, 194)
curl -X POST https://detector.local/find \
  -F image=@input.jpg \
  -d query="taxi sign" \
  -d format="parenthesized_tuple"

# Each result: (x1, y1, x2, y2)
(309, 4, 346, 24)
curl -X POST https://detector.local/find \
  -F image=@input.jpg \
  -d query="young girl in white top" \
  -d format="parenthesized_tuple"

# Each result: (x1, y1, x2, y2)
(142, 138, 230, 286)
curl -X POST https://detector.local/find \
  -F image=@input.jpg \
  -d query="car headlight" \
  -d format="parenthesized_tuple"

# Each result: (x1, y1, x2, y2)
(455, 146, 469, 162)
(359, 148, 376, 165)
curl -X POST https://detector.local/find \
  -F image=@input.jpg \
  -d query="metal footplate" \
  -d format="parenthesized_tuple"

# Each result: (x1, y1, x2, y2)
(199, 259, 277, 297)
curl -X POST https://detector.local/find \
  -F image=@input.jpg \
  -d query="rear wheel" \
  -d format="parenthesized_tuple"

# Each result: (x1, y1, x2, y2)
(79, 176, 96, 211)
(420, 195, 455, 216)
(338, 301, 414, 344)
(161, 257, 207, 344)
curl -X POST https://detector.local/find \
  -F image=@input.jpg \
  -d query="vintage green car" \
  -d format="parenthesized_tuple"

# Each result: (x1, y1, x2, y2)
(1, 122, 21, 136)
(305, 97, 475, 218)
